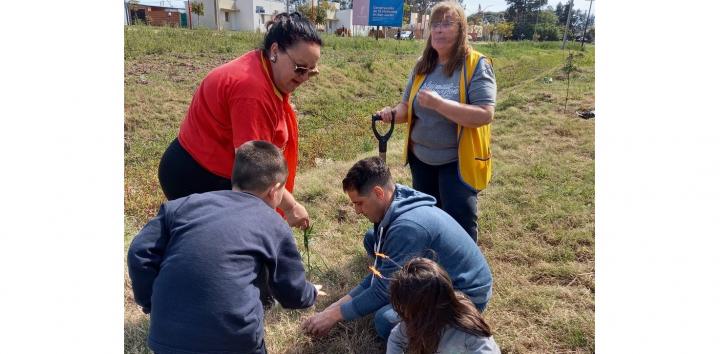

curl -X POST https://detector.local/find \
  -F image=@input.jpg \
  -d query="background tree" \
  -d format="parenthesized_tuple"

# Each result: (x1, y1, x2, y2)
(190, 1, 204, 17)
(338, 0, 352, 10)
(556, 1, 587, 37)
(467, 10, 505, 25)
(297, 0, 330, 26)
(406, 0, 465, 18)
(403, 3, 411, 26)
(496, 21, 514, 40)
(506, 0, 548, 40)
(532, 9, 561, 40)
(561, 52, 581, 112)
(189, 1, 204, 29)
(128, 0, 141, 24)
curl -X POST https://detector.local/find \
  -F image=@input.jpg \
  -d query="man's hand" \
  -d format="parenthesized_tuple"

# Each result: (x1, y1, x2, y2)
(285, 201, 310, 229)
(301, 306, 343, 337)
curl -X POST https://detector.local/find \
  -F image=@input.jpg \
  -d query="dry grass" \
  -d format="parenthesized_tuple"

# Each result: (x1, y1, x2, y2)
(125, 25, 594, 354)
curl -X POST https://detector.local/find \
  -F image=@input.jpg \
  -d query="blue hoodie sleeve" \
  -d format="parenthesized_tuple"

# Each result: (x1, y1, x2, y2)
(347, 228, 376, 297)
(340, 220, 430, 320)
(267, 226, 317, 309)
(348, 274, 372, 298)
(127, 203, 172, 314)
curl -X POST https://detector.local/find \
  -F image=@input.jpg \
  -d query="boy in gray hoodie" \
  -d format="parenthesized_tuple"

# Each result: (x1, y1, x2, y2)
(302, 156, 493, 339)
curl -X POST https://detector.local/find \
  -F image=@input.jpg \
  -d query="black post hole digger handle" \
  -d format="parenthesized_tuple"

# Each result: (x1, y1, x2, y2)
(371, 112, 395, 159)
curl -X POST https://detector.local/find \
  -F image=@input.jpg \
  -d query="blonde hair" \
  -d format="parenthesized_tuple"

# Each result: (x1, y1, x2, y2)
(414, 1, 470, 77)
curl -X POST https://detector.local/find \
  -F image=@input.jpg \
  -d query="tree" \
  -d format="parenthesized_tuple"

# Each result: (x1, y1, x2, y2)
(406, 0, 465, 17)
(128, 0, 142, 24)
(496, 21, 514, 40)
(533, 22, 561, 40)
(561, 52, 581, 113)
(467, 11, 505, 25)
(505, 0, 548, 40)
(556, 2, 585, 36)
(297, 0, 330, 26)
(338, 0, 352, 10)
(555, 2, 564, 19)
(189, 1, 204, 29)
(531, 10, 561, 40)
(403, 3, 411, 26)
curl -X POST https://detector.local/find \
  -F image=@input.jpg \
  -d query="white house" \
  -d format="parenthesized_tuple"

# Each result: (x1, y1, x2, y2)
(191, 0, 288, 32)
(330, 8, 375, 36)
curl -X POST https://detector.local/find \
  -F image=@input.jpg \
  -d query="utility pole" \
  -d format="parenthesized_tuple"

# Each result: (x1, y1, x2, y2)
(580, 0, 594, 49)
(561, 0, 574, 49)
(214, 0, 219, 30)
(532, 4, 540, 41)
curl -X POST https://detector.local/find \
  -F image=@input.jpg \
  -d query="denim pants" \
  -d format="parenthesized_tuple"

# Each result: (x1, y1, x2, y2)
(408, 151, 479, 242)
(374, 304, 402, 340)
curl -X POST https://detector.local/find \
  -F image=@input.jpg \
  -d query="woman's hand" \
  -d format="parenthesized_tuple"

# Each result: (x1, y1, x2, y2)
(280, 189, 310, 229)
(376, 106, 396, 123)
(417, 89, 495, 128)
(375, 102, 409, 124)
(416, 89, 445, 111)
(285, 201, 310, 229)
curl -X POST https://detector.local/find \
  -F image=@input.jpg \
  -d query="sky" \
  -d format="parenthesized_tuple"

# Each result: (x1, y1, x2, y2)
(130, 0, 596, 16)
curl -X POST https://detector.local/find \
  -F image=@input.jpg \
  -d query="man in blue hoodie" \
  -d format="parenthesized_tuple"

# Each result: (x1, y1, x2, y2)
(302, 156, 493, 340)
(128, 141, 323, 354)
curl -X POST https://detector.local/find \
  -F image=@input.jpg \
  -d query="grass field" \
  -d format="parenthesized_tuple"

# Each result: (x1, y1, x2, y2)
(125, 25, 595, 354)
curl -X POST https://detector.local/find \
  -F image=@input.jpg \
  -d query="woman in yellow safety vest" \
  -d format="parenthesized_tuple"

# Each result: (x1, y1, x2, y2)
(375, 1, 497, 243)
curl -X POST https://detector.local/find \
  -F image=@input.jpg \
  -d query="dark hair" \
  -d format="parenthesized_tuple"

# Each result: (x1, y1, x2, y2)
(390, 257, 493, 354)
(342, 156, 393, 195)
(262, 12, 323, 56)
(231, 141, 288, 193)
(414, 1, 470, 77)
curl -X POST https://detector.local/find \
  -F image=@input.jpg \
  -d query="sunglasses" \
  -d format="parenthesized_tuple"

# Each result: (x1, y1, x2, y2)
(284, 50, 320, 77)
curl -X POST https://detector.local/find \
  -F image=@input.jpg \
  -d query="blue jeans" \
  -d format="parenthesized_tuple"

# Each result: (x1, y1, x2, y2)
(408, 151, 479, 242)
(374, 304, 402, 340)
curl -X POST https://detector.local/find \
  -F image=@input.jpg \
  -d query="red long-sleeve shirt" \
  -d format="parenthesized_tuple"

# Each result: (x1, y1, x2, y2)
(178, 50, 298, 192)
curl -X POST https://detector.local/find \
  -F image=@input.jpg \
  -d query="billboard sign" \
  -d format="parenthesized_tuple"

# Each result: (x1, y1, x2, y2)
(353, 0, 404, 27)
(368, 0, 404, 27)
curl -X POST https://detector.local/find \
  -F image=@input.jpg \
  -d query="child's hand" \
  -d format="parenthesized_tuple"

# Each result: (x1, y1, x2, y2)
(314, 284, 327, 296)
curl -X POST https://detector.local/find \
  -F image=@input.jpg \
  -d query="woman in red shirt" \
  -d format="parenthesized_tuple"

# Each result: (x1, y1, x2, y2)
(158, 12, 321, 229)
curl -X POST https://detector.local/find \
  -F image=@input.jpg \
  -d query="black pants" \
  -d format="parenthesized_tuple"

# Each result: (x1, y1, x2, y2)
(408, 150, 479, 242)
(158, 138, 232, 200)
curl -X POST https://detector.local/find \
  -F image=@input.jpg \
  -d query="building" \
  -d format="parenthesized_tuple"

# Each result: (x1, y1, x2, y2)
(191, 0, 287, 31)
(126, 3, 184, 27)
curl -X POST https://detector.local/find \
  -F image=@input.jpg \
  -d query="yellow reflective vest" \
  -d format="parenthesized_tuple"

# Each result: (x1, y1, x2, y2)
(404, 49, 493, 191)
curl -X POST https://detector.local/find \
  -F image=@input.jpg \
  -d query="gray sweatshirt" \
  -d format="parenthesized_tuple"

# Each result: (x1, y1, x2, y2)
(387, 323, 502, 354)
